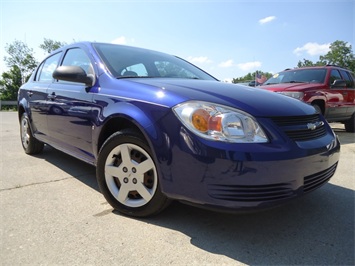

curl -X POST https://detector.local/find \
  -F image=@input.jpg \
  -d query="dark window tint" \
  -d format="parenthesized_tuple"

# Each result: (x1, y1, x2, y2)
(264, 69, 326, 85)
(340, 70, 354, 88)
(36, 52, 62, 82)
(329, 69, 342, 85)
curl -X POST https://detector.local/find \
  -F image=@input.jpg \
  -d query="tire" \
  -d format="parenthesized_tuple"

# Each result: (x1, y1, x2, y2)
(50, 106, 63, 115)
(20, 113, 44, 154)
(344, 113, 355, 133)
(96, 129, 170, 217)
(312, 104, 322, 115)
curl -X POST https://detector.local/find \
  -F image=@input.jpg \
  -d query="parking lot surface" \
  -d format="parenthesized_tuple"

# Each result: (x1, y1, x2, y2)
(1, 111, 354, 265)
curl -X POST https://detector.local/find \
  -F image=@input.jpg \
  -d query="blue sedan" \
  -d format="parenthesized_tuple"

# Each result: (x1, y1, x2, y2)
(18, 42, 340, 217)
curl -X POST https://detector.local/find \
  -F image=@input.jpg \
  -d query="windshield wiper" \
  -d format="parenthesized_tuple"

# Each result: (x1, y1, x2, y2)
(117, 76, 156, 79)
(284, 80, 307, 83)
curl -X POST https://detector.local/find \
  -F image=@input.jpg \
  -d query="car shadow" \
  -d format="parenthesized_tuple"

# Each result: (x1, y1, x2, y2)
(144, 184, 354, 265)
(38, 135, 354, 265)
(37, 145, 98, 191)
(331, 123, 355, 145)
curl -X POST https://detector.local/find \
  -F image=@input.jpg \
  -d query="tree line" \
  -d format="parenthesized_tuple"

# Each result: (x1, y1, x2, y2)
(232, 40, 355, 84)
(0, 39, 354, 103)
(0, 38, 66, 104)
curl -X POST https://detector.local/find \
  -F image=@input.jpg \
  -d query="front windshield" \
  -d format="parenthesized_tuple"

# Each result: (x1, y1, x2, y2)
(264, 69, 327, 85)
(92, 43, 217, 81)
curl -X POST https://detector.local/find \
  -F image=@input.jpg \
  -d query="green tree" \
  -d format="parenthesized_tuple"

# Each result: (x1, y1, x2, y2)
(39, 38, 67, 54)
(232, 71, 272, 84)
(0, 65, 22, 101)
(297, 58, 323, 68)
(4, 40, 37, 84)
(319, 40, 355, 72)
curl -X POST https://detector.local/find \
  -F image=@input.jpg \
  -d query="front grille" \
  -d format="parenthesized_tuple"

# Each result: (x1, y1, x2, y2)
(303, 163, 338, 193)
(271, 114, 326, 141)
(208, 183, 294, 202)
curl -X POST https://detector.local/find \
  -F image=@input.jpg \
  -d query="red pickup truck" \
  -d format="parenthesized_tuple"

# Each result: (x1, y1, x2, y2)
(259, 65, 355, 132)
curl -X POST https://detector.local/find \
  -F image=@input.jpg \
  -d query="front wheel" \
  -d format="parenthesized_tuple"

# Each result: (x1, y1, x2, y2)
(312, 104, 322, 115)
(20, 113, 44, 154)
(96, 130, 170, 217)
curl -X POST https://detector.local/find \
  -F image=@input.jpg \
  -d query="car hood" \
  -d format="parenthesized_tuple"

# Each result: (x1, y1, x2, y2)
(111, 78, 315, 117)
(259, 82, 322, 92)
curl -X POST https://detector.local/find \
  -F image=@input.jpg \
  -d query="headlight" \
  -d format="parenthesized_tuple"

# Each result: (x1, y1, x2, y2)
(173, 101, 268, 143)
(277, 91, 304, 100)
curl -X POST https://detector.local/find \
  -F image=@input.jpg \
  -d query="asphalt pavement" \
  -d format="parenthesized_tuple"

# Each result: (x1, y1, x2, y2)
(1, 111, 354, 265)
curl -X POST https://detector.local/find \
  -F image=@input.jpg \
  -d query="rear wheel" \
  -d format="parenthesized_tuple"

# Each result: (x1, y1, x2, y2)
(20, 113, 44, 154)
(96, 130, 170, 217)
(344, 113, 355, 132)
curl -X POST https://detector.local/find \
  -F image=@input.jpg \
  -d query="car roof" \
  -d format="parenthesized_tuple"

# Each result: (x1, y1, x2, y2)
(282, 65, 350, 72)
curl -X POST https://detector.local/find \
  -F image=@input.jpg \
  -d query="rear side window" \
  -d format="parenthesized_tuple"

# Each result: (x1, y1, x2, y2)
(329, 69, 342, 85)
(120, 63, 148, 77)
(155, 61, 200, 79)
(340, 70, 354, 88)
(35, 52, 62, 82)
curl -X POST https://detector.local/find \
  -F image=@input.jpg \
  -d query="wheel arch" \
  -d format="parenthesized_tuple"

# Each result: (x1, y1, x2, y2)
(311, 99, 325, 115)
(96, 115, 145, 155)
(17, 98, 29, 122)
(17, 101, 35, 136)
(94, 111, 164, 162)
(18, 105, 26, 122)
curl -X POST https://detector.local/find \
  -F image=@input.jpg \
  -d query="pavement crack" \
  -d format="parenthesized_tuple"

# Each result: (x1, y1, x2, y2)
(0, 176, 74, 192)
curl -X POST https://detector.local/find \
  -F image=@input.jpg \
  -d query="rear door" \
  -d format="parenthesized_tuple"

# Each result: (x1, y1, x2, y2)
(326, 69, 349, 120)
(47, 47, 96, 162)
(28, 52, 62, 139)
(339, 69, 355, 118)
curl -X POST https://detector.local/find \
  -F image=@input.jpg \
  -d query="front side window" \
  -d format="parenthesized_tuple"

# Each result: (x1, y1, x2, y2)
(36, 52, 62, 82)
(57, 48, 93, 85)
(61, 48, 93, 74)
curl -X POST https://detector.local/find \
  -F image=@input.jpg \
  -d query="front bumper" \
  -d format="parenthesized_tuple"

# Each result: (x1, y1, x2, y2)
(153, 114, 341, 211)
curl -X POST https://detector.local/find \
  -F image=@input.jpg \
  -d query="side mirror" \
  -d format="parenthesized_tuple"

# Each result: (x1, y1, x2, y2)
(53, 66, 95, 87)
(331, 79, 346, 88)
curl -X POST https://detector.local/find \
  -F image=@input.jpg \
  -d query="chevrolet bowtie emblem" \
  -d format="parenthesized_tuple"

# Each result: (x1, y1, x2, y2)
(307, 121, 324, 130)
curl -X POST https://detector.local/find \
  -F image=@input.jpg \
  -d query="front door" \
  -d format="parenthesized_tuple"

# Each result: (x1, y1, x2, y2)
(46, 47, 96, 162)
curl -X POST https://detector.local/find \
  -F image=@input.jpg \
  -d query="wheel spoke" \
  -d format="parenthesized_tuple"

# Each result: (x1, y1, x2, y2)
(120, 144, 131, 164)
(136, 183, 153, 202)
(105, 164, 122, 178)
(117, 184, 130, 203)
(135, 159, 154, 175)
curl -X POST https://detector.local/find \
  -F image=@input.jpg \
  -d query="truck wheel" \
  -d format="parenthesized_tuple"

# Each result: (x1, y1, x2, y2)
(344, 113, 355, 132)
(312, 104, 322, 115)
